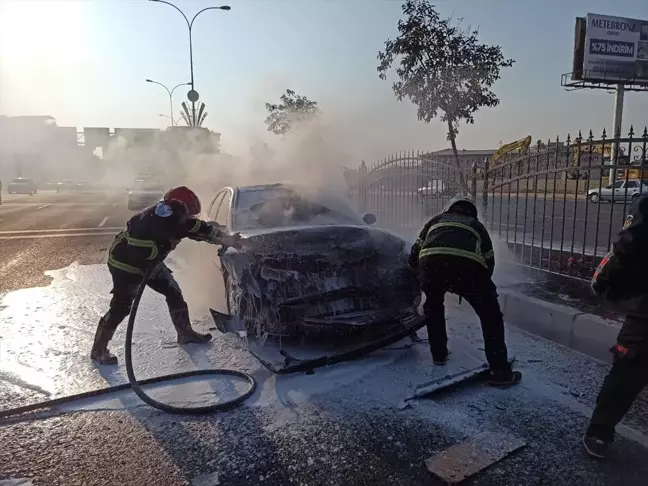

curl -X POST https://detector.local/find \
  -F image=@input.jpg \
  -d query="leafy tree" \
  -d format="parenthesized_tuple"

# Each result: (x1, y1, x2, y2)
(264, 89, 320, 135)
(377, 0, 514, 192)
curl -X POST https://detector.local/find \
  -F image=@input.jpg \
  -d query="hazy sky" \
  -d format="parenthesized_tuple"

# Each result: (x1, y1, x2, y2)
(1, 0, 647, 159)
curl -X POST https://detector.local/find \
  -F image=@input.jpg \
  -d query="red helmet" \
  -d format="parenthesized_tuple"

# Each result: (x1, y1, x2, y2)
(163, 186, 201, 216)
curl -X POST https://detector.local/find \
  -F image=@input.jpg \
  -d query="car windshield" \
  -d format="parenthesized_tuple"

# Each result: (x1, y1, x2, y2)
(11, 178, 32, 184)
(233, 186, 363, 231)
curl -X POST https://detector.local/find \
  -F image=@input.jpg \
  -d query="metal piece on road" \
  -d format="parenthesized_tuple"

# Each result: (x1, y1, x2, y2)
(98, 216, 109, 228)
(191, 471, 220, 486)
(425, 431, 526, 484)
(403, 357, 517, 403)
(36, 204, 51, 210)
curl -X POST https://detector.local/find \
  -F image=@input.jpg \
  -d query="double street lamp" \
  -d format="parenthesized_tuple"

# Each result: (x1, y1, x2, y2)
(149, 0, 231, 126)
(146, 79, 190, 126)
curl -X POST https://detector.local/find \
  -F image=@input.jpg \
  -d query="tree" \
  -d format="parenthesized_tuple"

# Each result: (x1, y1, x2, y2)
(264, 89, 320, 136)
(377, 0, 514, 192)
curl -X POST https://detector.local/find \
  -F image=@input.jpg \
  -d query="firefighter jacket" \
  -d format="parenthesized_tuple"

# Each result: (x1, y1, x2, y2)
(408, 195, 495, 275)
(592, 193, 648, 304)
(108, 202, 221, 275)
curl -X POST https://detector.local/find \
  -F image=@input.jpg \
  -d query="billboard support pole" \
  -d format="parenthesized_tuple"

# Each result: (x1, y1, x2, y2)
(609, 83, 625, 185)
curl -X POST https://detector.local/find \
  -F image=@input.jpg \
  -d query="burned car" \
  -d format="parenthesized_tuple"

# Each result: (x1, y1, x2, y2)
(206, 184, 424, 371)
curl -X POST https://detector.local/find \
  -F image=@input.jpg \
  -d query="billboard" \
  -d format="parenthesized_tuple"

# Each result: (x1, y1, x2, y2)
(579, 13, 648, 84)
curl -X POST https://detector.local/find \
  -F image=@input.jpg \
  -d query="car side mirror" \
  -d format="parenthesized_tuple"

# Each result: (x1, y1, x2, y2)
(362, 213, 376, 225)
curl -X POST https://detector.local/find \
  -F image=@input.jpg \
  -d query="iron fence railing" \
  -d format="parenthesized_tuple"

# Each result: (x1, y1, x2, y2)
(344, 127, 648, 281)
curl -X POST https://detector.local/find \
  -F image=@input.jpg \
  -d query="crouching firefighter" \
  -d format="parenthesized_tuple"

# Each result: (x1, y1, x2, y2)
(584, 193, 648, 459)
(91, 186, 243, 366)
(408, 195, 521, 386)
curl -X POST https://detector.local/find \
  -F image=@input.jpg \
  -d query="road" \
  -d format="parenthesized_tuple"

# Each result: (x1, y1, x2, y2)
(360, 191, 631, 257)
(0, 191, 131, 293)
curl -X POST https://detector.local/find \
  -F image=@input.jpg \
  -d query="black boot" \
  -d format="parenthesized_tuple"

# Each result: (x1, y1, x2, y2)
(430, 347, 449, 365)
(488, 367, 522, 387)
(170, 307, 212, 345)
(90, 318, 118, 365)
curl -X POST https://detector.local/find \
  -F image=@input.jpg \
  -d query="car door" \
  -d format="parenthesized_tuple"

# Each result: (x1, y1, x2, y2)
(623, 180, 639, 201)
(611, 180, 625, 201)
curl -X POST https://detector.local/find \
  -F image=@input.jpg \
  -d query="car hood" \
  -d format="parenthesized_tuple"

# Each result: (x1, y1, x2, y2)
(219, 223, 418, 338)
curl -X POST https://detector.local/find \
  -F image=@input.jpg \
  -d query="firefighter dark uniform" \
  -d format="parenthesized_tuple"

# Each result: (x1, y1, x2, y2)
(584, 193, 648, 458)
(408, 195, 521, 386)
(91, 186, 239, 366)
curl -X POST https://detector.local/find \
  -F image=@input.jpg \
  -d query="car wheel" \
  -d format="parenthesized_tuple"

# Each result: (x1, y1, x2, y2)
(589, 193, 600, 203)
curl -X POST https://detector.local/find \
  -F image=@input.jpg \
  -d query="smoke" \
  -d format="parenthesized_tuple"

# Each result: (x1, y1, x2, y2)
(166, 108, 361, 319)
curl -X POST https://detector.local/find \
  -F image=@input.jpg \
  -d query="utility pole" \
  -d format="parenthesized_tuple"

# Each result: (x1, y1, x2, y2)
(149, 0, 231, 126)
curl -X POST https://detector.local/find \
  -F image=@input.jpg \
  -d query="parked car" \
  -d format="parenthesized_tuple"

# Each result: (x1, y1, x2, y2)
(417, 179, 451, 198)
(56, 179, 77, 192)
(127, 178, 165, 210)
(206, 183, 420, 346)
(74, 181, 95, 192)
(587, 179, 648, 203)
(7, 178, 38, 195)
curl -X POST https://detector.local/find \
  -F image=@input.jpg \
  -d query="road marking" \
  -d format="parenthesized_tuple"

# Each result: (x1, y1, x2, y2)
(36, 204, 51, 210)
(0, 226, 122, 235)
(98, 216, 109, 228)
(0, 232, 117, 240)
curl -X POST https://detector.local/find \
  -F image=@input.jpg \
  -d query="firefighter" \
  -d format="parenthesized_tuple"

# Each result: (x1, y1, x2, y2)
(408, 195, 521, 386)
(584, 193, 648, 459)
(91, 186, 242, 366)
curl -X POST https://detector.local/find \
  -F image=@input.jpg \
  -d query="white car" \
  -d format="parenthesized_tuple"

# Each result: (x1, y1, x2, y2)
(587, 179, 648, 203)
(127, 179, 165, 211)
(417, 179, 448, 198)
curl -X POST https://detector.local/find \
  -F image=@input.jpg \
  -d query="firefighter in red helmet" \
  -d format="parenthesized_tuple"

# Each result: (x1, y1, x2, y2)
(91, 186, 242, 365)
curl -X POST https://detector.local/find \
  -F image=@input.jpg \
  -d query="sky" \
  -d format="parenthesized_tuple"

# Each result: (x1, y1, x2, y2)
(1, 0, 648, 160)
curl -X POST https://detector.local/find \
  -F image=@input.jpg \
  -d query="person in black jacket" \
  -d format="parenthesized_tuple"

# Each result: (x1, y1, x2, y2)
(409, 195, 521, 386)
(91, 186, 243, 366)
(584, 193, 648, 459)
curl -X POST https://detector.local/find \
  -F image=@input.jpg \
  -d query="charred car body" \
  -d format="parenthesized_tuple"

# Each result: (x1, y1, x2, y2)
(206, 183, 423, 372)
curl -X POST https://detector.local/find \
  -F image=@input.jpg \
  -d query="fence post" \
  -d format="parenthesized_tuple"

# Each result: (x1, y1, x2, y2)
(482, 156, 490, 223)
(471, 161, 477, 202)
(358, 160, 367, 213)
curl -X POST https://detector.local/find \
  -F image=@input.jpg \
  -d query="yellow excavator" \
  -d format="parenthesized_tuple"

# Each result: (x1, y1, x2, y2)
(490, 136, 532, 166)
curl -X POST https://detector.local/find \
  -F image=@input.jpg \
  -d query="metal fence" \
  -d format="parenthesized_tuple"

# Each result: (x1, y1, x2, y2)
(345, 127, 648, 281)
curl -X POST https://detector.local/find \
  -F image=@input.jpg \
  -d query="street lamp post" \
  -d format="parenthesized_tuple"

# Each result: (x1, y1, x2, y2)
(159, 114, 183, 126)
(145, 79, 189, 126)
(149, 0, 231, 126)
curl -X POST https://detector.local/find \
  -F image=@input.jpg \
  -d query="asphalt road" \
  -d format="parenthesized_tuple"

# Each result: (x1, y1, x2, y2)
(361, 192, 631, 257)
(0, 191, 131, 293)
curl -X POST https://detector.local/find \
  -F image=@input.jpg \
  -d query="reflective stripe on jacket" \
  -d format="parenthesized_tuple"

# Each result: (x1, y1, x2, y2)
(107, 204, 215, 274)
(408, 198, 495, 274)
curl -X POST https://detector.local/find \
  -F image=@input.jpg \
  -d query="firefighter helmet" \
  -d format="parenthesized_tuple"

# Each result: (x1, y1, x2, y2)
(163, 186, 201, 216)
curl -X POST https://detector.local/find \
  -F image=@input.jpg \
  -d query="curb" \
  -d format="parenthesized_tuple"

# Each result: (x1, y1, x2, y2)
(492, 290, 620, 364)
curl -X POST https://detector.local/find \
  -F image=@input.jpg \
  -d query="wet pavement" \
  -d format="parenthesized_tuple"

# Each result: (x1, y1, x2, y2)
(0, 191, 131, 293)
(1, 262, 648, 485)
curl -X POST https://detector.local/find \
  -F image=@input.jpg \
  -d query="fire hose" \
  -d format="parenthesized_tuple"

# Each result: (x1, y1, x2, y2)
(0, 244, 257, 420)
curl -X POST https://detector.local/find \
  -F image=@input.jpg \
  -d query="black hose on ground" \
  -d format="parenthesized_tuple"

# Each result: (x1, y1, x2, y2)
(124, 267, 256, 414)
(0, 266, 257, 420)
